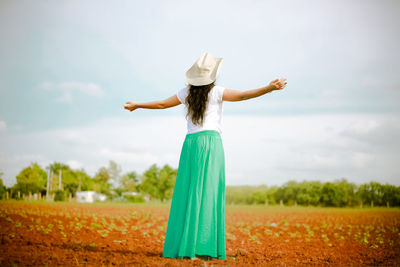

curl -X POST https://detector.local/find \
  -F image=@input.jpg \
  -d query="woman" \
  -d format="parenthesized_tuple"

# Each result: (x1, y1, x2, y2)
(124, 52, 287, 261)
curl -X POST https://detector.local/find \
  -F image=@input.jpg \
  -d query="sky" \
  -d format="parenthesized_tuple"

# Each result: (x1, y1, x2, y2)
(0, 0, 399, 187)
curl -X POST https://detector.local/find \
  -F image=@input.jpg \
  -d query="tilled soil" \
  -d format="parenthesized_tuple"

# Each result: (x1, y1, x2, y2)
(0, 201, 399, 266)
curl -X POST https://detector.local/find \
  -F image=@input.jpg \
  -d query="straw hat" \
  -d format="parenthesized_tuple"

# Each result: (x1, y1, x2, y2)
(186, 52, 223, 86)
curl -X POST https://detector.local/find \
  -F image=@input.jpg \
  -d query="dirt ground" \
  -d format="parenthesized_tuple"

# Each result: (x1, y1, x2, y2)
(0, 201, 399, 266)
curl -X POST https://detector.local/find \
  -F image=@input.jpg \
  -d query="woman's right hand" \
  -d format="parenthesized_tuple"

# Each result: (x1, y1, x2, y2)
(124, 101, 138, 112)
(268, 78, 287, 91)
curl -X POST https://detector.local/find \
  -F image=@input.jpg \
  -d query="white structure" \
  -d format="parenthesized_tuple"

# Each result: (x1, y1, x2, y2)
(76, 191, 107, 203)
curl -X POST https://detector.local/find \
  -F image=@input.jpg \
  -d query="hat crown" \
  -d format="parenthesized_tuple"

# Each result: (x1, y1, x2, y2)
(186, 52, 223, 86)
(196, 53, 214, 71)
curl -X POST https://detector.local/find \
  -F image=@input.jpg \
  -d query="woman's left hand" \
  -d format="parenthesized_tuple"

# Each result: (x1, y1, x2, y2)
(269, 78, 287, 91)
(124, 101, 138, 112)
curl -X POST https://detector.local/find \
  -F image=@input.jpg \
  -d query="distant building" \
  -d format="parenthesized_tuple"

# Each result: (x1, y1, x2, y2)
(76, 191, 107, 203)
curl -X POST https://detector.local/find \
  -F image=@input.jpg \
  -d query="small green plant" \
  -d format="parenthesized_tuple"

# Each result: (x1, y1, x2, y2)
(264, 229, 273, 235)
(89, 223, 102, 230)
(226, 232, 237, 240)
(97, 229, 109, 238)
(321, 234, 329, 242)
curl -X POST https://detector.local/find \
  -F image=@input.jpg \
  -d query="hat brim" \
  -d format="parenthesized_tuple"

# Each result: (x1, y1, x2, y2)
(186, 57, 223, 86)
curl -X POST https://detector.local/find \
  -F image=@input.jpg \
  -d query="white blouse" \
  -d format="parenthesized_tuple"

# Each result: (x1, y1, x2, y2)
(176, 85, 225, 135)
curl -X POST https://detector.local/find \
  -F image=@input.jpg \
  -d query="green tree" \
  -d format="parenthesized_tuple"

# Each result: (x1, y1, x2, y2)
(93, 166, 112, 197)
(76, 169, 94, 192)
(108, 160, 122, 188)
(46, 162, 72, 193)
(141, 164, 160, 200)
(252, 191, 267, 204)
(274, 180, 301, 205)
(357, 181, 382, 207)
(297, 181, 323, 206)
(285, 180, 301, 205)
(381, 184, 397, 207)
(140, 164, 177, 202)
(266, 186, 279, 205)
(321, 182, 345, 206)
(158, 165, 177, 202)
(320, 178, 357, 207)
(45, 162, 95, 198)
(62, 168, 94, 197)
(0, 172, 7, 199)
(121, 171, 138, 192)
(336, 178, 357, 206)
(13, 163, 47, 195)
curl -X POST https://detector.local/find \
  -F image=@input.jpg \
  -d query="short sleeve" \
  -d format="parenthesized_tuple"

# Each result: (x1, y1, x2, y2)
(215, 86, 225, 103)
(176, 86, 189, 104)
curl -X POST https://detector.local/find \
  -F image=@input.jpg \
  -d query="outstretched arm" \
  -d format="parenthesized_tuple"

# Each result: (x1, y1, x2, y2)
(124, 95, 181, 112)
(223, 78, 287, 102)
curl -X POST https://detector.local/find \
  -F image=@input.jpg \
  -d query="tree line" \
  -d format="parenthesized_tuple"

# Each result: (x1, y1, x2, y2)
(226, 179, 400, 207)
(0, 162, 399, 207)
(0, 161, 177, 203)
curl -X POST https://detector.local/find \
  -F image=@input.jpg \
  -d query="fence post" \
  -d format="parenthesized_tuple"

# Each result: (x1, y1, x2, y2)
(280, 199, 283, 207)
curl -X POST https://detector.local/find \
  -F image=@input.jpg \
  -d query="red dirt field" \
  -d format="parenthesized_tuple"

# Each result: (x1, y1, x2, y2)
(0, 201, 399, 266)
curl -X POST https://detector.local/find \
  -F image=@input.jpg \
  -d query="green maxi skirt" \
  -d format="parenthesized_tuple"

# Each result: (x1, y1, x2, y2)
(162, 130, 226, 260)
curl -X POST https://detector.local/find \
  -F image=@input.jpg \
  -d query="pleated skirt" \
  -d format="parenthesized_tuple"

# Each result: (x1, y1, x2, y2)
(162, 130, 226, 260)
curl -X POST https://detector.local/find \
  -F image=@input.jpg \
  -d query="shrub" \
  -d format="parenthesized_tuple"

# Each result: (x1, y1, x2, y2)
(54, 190, 65, 202)
(125, 195, 145, 203)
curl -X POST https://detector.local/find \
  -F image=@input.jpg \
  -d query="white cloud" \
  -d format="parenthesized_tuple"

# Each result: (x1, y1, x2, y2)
(0, 113, 399, 187)
(0, 121, 6, 132)
(40, 81, 104, 102)
(0, 153, 51, 187)
(66, 160, 83, 170)
(222, 113, 400, 185)
(351, 152, 375, 168)
(61, 130, 94, 146)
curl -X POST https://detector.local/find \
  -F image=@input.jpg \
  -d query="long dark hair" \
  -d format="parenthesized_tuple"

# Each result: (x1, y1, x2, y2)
(185, 81, 215, 126)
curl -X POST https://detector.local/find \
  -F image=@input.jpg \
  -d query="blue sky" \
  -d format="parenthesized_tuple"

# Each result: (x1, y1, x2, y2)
(0, 0, 399, 187)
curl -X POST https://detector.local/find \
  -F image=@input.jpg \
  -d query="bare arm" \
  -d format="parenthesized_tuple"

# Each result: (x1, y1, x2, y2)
(223, 78, 287, 102)
(124, 95, 181, 112)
